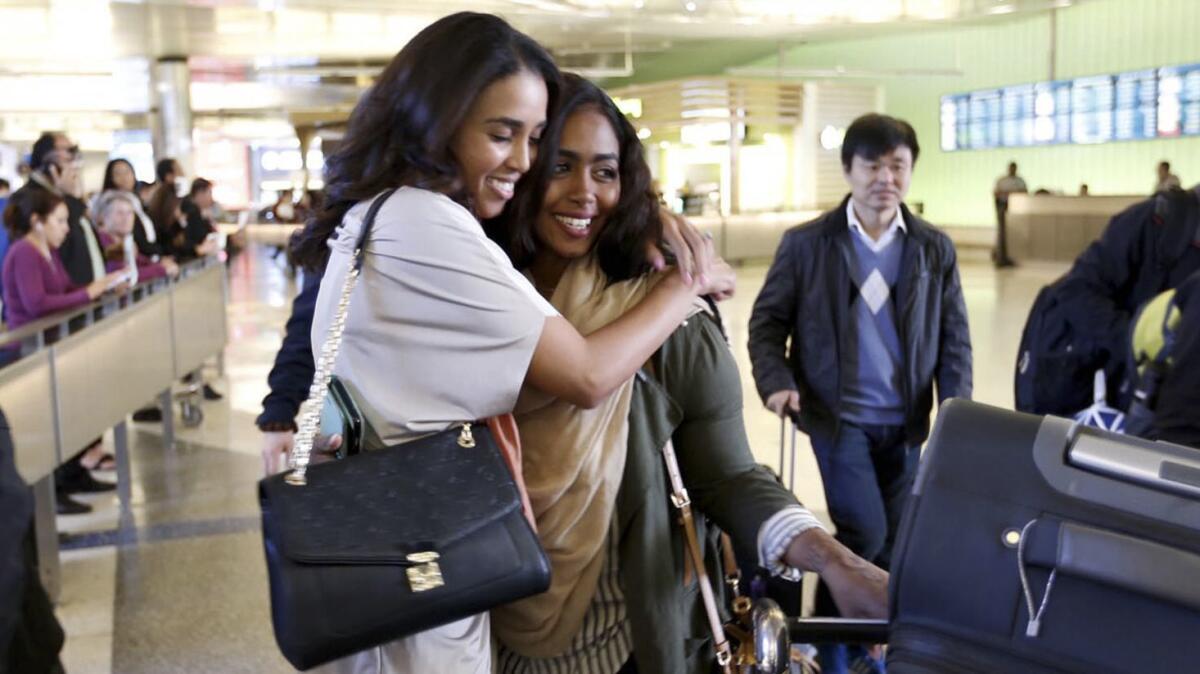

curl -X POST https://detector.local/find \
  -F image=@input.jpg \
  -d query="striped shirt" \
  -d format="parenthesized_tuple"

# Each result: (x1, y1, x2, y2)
(497, 507, 824, 673)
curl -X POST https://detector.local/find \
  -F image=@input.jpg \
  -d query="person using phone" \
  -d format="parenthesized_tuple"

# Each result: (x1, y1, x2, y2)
(8, 133, 106, 289)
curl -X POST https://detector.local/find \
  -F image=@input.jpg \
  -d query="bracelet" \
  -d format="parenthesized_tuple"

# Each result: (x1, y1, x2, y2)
(259, 420, 298, 433)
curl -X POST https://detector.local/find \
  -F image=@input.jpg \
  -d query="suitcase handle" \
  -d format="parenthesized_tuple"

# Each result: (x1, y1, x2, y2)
(1030, 413, 1200, 530)
(1067, 425, 1200, 499)
(786, 618, 889, 644)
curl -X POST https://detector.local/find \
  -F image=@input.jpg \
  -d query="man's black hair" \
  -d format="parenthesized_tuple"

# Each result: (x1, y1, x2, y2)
(30, 132, 61, 172)
(841, 113, 920, 171)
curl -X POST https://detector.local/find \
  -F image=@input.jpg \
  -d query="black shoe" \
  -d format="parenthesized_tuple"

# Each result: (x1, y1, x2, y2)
(56, 492, 93, 515)
(132, 406, 163, 423)
(202, 384, 223, 401)
(61, 471, 116, 494)
(995, 258, 1017, 269)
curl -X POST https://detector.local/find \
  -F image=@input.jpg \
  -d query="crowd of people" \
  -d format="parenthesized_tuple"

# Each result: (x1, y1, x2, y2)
(0, 132, 225, 514)
(0, 9, 1196, 674)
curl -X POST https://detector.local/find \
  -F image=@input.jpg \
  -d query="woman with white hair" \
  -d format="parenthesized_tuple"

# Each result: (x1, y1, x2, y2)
(92, 190, 178, 282)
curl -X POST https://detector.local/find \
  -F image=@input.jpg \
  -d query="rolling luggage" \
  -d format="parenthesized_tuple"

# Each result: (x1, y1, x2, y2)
(882, 399, 1200, 673)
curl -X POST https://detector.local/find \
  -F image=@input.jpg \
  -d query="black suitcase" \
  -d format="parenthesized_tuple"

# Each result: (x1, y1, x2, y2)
(877, 399, 1200, 673)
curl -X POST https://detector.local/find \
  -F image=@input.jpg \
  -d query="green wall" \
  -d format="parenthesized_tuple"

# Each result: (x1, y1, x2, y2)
(740, 0, 1200, 227)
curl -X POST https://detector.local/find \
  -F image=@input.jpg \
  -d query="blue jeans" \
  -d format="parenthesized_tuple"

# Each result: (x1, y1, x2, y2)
(810, 422, 919, 674)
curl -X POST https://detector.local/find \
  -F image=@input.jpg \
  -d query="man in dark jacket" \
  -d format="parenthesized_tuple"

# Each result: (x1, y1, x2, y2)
(748, 113, 972, 674)
(12, 132, 105, 287)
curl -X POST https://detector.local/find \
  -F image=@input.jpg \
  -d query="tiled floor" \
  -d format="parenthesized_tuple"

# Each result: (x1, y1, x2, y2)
(50, 243, 1066, 673)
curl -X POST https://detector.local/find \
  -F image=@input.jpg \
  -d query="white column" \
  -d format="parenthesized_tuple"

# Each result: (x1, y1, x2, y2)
(151, 56, 194, 176)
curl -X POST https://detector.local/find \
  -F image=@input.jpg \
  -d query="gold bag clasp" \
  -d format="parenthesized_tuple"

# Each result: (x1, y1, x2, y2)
(457, 423, 475, 448)
(406, 552, 444, 592)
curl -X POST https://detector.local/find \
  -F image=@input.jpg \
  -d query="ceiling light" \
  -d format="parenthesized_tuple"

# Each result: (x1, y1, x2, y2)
(684, 2, 697, 12)
(637, 127, 652, 139)
(987, 3, 1016, 14)
(820, 125, 845, 151)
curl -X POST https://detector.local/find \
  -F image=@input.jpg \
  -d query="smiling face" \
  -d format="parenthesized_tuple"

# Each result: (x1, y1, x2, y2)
(449, 69, 548, 220)
(534, 107, 622, 263)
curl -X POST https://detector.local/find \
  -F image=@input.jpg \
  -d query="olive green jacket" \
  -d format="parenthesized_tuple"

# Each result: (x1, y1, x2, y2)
(618, 312, 801, 674)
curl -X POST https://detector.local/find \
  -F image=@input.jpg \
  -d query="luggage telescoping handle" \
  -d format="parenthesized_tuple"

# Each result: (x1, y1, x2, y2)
(787, 618, 890, 644)
(778, 414, 798, 492)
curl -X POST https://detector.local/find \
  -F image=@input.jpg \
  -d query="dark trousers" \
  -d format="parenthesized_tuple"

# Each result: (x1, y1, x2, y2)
(811, 422, 918, 673)
(994, 200, 1013, 265)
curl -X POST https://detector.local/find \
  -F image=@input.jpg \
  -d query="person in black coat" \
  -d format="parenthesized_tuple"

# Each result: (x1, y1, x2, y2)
(178, 178, 218, 261)
(257, 269, 320, 473)
(0, 408, 65, 674)
(1055, 186, 1200, 407)
(1153, 269, 1200, 448)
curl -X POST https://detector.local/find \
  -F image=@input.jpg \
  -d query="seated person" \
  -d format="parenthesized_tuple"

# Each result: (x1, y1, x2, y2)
(487, 74, 887, 674)
(92, 191, 179, 282)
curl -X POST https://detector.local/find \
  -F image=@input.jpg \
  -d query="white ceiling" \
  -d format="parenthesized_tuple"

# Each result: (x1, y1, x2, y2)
(0, 0, 1084, 144)
(0, 0, 1081, 71)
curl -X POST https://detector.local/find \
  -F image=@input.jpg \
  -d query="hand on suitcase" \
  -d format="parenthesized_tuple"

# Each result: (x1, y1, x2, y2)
(786, 528, 889, 619)
(766, 390, 800, 419)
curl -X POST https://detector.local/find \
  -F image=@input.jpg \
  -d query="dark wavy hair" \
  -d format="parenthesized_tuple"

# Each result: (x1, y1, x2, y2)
(3, 188, 65, 239)
(488, 73, 659, 284)
(290, 12, 561, 270)
(102, 158, 137, 193)
(146, 181, 181, 243)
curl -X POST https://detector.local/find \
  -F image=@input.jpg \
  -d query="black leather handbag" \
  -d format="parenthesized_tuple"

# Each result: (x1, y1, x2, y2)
(258, 189, 551, 670)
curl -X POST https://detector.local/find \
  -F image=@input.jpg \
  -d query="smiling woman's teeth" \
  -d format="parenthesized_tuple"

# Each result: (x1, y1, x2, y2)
(555, 215, 591, 231)
(487, 177, 514, 196)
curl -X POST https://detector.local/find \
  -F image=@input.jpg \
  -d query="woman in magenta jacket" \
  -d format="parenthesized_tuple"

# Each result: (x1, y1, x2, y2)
(2, 189, 126, 333)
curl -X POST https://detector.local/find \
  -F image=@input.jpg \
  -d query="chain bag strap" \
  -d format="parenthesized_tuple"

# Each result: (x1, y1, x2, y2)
(259, 187, 551, 670)
(286, 188, 397, 486)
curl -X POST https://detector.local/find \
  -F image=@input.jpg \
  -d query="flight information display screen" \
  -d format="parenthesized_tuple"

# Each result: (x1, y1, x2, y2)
(941, 61, 1200, 151)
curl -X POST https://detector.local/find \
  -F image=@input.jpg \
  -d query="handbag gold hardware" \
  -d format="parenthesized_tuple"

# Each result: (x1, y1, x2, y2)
(457, 423, 476, 448)
(406, 552, 445, 592)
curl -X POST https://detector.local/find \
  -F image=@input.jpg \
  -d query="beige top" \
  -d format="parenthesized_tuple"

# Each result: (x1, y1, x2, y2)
(311, 187, 558, 446)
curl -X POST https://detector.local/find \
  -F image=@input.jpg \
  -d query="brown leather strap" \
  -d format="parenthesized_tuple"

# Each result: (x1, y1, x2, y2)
(643, 359, 733, 672)
(663, 439, 734, 674)
(719, 532, 741, 597)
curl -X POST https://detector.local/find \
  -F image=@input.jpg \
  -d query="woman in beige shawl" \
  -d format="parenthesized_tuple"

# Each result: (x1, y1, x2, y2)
(287, 14, 736, 674)
(489, 75, 889, 674)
